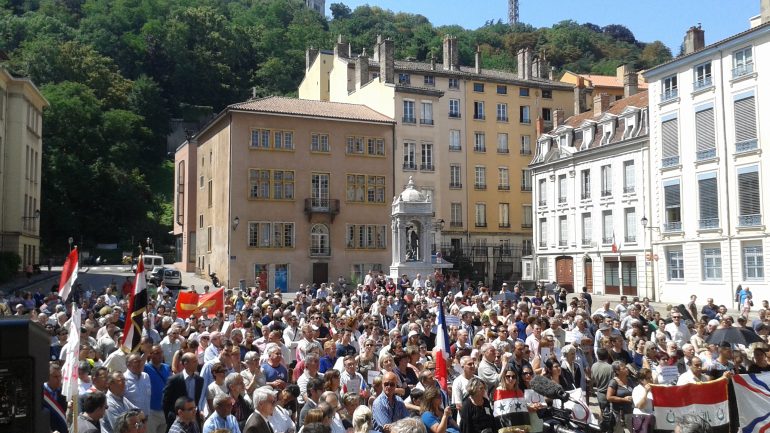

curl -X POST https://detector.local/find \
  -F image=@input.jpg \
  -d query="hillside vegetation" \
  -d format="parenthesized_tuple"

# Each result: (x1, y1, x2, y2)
(0, 0, 671, 253)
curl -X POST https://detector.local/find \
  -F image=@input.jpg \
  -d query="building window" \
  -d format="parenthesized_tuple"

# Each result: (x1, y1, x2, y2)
(542, 108, 552, 122)
(695, 106, 716, 160)
(698, 172, 719, 229)
(624, 208, 636, 243)
(496, 85, 507, 94)
(522, 205, 532, 229)
(310, 224, 330, 256)
(558, 174, 567, 204)
(743, 244, 764, 280)
(475, 203, 487, 227)
(539, 218, 547, 248)
(556, 215, 567, 246)
(662, 74, 678, 101)
(346, 225, 387, 249)
(737, 165, 761, 227)
(250, 129, 270, 148)
(311, 173, 330, 209)
(199, 214, 203, 229)
(474, 101, 485, 120)
(581, 213, 592, 246)
(664, 179, 682, 232)
(248, 169, 294, 200)
(248, 222, 294, 248)
(273, 131, 294, 150)
(600, 165, 612, 197)
(602, 210, 613, 245)
(520, 87, 530, 97)
(499, 203, 510, 228)
(398, 73, 411, 84)
(694, 62, 712, 89)
(623, 160, 635, 193)
(667, 247, 685, 280)
(473, 82, 484, 92)
(702, 246, 722, 280)
(424, 75, 435, 86)
(207, 226, 212, 252)
(449, 99, 461, 118)
(311, 133, 330, 152)
(403, 100, 416, 123)
(497, 103, 508, 122)
(449, 130, 461, 151)
(661, 116, 680, 166)
(474, 166, 486, 190)
(366, 137, 385, 156)
(207, 180, 213, 207)
(421, 143, 434, 170)
(733, 46, 754, 78)
(403, 142, 416, 170)
(734, 92, 758, 152)
(346, 174, 385, 203)
(448, 78, 459, 89)
(450, 203, 463, 227)
(520, 106, 531, 124)
(450, 165, 462, 188)
(474, 132, 486, 152)
(521, 169, 532, 191)
(346, 136, 365, 154)
(520, 135, 531, 155)
(542, 89, 552, 99)
(497, 133, 509, 154)
(580, 169, 591, 200)
(538, 179, 547, 206)
(420, 102, 434, 125)
(498, 167, 509, 190)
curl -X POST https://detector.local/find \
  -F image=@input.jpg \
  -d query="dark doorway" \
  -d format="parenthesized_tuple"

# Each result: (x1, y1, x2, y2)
(312, 262, 328, 286)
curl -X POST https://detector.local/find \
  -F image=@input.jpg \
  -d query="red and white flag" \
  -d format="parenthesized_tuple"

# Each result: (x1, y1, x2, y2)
(57, 247, 79, 302)
(433, 299, 450, 391)
(60, 303, 81, 401)
(651, 378, 730, 433)
(121, 258, 148, 353)
(733, 372, 770, 433)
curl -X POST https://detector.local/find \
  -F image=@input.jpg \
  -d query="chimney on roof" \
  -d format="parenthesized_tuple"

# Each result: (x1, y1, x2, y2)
(549, 66, 555, 81)
(594, 93, 612, 116)
(474, 46, 482, 74)
(553, 109, 565, 128)
(574, 87, 590, 114)
(443, 35, 459, 71)
(683, 25, 705, 55)
(762, 0, 770, 23)
(355, 49, 369, 90)
(377, 37, 395, 84)
(306, 47, 319, 71)
(535, 116, 544, 136)
(334, 34, 350, 59)
(623, 65, 638, 98)
(517, 48, 532, 80)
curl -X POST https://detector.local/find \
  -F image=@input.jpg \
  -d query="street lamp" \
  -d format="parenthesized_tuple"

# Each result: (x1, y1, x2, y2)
(640, 216, 660, 301)
(146, 237, 153, 254)
(232, 216, 240, 231)
(21, 209, 41, 221)
(68, 237, 74, 251)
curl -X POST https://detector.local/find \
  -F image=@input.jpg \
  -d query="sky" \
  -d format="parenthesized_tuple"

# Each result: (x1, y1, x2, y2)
(328, 0, 760, 53)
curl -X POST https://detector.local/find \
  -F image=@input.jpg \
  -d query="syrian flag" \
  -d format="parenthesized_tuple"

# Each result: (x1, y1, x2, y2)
(57, 247, 79, 302)
(433, 298, 451, 391)
(492, 389, 530, 430)
(651, 378, 730, 433)
(733, 372, 770, 433)
(121, 258, 148, 353)
(60, 303, 81, 401)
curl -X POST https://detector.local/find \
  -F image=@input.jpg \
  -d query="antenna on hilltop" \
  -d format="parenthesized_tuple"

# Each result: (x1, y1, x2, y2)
(508, 0, 519, 25)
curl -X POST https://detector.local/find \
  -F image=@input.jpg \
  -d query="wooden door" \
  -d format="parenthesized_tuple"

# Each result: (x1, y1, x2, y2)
(584, 258, 593, 293)
(555, 256, 574, 292)
(312, 262, 328, 286)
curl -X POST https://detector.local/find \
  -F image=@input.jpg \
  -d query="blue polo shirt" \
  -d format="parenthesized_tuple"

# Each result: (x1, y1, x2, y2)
(144, 362, 172, 411)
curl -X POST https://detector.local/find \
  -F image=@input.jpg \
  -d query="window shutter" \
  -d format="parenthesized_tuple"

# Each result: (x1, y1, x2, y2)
(664, 181, 681, 209)
(661, 119, 679, 157)
(698, 173, 718, 220)
(738, 166, 760, 215)
(695, 108, 715, 152)
(735, 96, 757, 143)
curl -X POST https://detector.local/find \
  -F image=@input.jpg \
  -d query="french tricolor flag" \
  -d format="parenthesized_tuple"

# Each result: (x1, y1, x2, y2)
(434, 298, 451, 391)
(57, 247, 79, 302)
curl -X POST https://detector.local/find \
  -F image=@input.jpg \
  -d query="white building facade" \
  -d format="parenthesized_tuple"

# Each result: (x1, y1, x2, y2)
(529, 92, 652, 298)
(643, 21, 770, 307)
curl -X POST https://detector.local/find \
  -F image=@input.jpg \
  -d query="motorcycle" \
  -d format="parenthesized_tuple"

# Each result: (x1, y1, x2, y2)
(209, 272, 221, 287)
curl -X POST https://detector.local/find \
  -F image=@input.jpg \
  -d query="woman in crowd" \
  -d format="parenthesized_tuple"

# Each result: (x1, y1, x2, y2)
(748, 342, 770, 373)
(631, 367, 655, 433)
(561, 344, 586, 397)
(396, 353, 419, 388)
(356, 338, 379, 380)
(420, 386, 460, 433)
(323, 368, 342, 398)
(379, 353, 407, 397)
(690, 323, 708, 352)
(206, 363, 229, 412)
(225, 373, 252, 431)
(459, 377, 497, 433)
(606, 361, 635, 433)
(521, 365, 545, 433)
(352, 405, 376, 433)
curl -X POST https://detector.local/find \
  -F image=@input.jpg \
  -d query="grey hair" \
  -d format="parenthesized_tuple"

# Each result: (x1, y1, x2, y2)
(244, 351, 259, 362)
(561, 344, 576, 356)
(465, 377, 487, 396)
(644, 340, 657, 352)
(352, 405, 373, 433)
(390, 417, 427, 433)
(224, 372, 242, 391)
(252, 387, 274, 408)
(213, 393, 231, 408)
(676, 414, 713, 433)
(611, 360, 626, 375)
(305, 353, 320, 364)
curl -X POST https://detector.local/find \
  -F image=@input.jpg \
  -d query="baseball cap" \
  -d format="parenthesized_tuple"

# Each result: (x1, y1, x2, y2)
(454, 292, 463, 299)
(408, 330, 419, 338)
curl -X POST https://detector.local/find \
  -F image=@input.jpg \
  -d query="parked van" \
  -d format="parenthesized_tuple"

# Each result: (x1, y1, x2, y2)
(132, 255, 164, 279)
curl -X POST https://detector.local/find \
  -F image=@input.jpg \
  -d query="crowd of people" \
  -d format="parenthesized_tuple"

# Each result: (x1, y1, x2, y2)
(4, 270, 770, 433)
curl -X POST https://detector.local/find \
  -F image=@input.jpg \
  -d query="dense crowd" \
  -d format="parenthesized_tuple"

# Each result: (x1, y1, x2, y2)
(3, 271, 770, 433)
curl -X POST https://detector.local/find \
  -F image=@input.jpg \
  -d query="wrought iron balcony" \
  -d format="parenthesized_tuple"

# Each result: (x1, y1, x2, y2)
(499, 223, 511, 228)
(696, 148, 717, 160)
(309, 246, 331, 257)
(662, 156, 680, 168)
(663, 221, 682, 232)
(498, 185, 510, 191)
(402, 116, 416, 124)
(623, 186, 636, 194)
(420, 118, 434, 125)
(581, 192, 591, 200)
(624, 236, 636, 243)
(699, 218, 720, 229)
(732, 63, 754, 79)
(693, 76, 713, 90)
(736, 139, 758, 153)
(602, 237, 613, 245)
(420, 163, 434, 171)
(520, 148, 532, 155)
(539, 241, 547, 248)
(474, 183, 487, 190)
(521, 223, 533, 229)
(497, 116, 509, 122)
(474, 114, 486, 120)
(601, 190, 612, 197)
(402, 162, 417, 170)
(497, 148, 510, 154)
(538, 200, 547, 207)
(449, 182, 463, 189)
(558, 240, 567, 246)
(303, 198, 340, 222)
(582, 238, 592, 246)
(475, 222, 487, 228)
(558, 197, 567, 204)
(449, 221, 463, 228)
(521, 184, 532, 192)
(449, 112, 461, 118)
(449, 145, 462, 151)
(661, 88, 679, 102)
(474, 145, 486, 152)
(738, 214, 762, 227)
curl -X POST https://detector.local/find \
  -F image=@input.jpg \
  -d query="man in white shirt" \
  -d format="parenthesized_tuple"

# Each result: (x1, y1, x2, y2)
(123, 353, 152, 417)
(412, 274, 424, 290)
(160, 325, 183, 365)
(676, 357, 707, 385)
(451, 356, 477, 410)
(664, 312, 691, 347)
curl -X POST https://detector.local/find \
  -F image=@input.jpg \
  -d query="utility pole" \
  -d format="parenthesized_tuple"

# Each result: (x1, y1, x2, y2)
(508, 0, 519, 25)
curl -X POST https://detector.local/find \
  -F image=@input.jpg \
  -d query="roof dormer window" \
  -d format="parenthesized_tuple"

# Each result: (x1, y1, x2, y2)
(622, 115, 636, 140)
(580, 127, 593, 150)
(600, 122, 614, 146)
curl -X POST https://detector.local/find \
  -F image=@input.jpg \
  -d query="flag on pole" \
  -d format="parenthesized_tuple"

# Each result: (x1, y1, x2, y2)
(121, 258, 148, 353)
(651, 378, 729, 433)
(611, 233, 618, 253)
(175, 288, 225, 319)
(57, 247, 79, 302)
(433, 298, 451, 391)
(60, 303, 81, 401)
(733, 372, 770, 433)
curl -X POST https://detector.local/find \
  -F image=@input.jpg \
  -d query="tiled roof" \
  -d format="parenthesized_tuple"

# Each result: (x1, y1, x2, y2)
(229, 96, 394, 124)
(576, 73, 648, 89)
(564, 91, 648, 128)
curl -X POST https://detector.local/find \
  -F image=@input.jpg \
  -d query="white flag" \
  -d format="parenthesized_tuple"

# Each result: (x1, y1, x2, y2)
(61, 304, 81, 401)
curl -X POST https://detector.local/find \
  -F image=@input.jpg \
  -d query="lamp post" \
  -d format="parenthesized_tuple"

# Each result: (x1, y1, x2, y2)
(640, 216, 660, 301)
(146, 237, 153, 254)
(68, 237, 74, 251)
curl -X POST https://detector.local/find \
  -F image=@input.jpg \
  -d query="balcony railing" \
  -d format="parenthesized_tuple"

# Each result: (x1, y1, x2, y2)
(624, 236, 636, 243)
(693, 76, 713, 90)
(420, 163, 434, 171)
(309, 246, 331, 256)
(661, 88, 679, 102)
(738, 214, 762, 227)
(475, 222, 487, 228)
(581, 192, 591, 200)
(402, 162, 417, 170)
(497, 148, 510, 154)
(602, 237, 613, 245)
(732, 62, 754, 79)
(474, 146, 486, 152)
(558, 240, 567, 246)
(538, 200, 547, 207)
(736, 139, 758, 153)
(520, 118, 531, 124)
(474, 114, 486, 120)
(499, 223, 511, 228)
(450, 221, 463, 228)
(662, 156, 680, 167)
(664, 221, 683, 232)
(558, 197, 567, 204)
(449, 112, 461, 118)
(497, 116, 509, 122)
(601, 190, 612, 197)
(699, 218, 720, 229)
(696, 148, 717, 160)
(520, 148, 532, 155)
(498, 185, 510, 191)
(402, 116, 416, 124)
(521, 184, 532, 192)
(420, 118, 434, 125)
(449, 145, 462, 151)
(623, 186, 636, 194)
(303, 198, 340, 221)
(449, 182, 463, 189)
(474, 184, 487, 190)
(539, 241, 547, 248)
(521, 223, 533, 229)
(582, 238, 592, 246)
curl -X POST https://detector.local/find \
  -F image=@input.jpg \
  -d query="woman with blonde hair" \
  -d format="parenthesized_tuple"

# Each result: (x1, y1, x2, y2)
(352, 405, 377, 433)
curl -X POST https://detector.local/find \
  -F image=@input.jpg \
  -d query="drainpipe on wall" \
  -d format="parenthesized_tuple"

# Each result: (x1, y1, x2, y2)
(718, 49, 737, 307)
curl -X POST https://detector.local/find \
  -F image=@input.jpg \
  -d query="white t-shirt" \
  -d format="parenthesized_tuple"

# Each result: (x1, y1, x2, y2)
(631, 384, 653, 414)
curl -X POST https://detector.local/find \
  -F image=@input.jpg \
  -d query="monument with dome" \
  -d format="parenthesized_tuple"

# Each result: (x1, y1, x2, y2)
(390, 177, 452, 280)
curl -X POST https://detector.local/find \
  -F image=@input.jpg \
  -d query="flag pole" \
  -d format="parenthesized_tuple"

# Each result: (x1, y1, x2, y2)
(70, 302, 78, 433)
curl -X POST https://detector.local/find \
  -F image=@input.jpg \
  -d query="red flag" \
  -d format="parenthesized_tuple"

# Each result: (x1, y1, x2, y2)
(433, 299, 450, 391)
(611, 233, 618, 253)
(57, 247, 79, 301)
(121, 258, 148, 353)
(175, 288, 225, 319)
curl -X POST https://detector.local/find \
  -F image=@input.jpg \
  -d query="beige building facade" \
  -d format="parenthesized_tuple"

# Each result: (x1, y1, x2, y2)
(174, 96, 394, 290)
(299, 37, 575, 285)
(0, 68, 48, 268)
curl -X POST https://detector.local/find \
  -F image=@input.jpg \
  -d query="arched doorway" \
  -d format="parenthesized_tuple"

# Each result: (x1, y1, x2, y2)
(584, 257, 593, 293)
(555, 256, 574, 292)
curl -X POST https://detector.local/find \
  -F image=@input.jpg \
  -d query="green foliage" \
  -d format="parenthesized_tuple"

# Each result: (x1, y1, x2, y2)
(0, 252, 22, 282)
